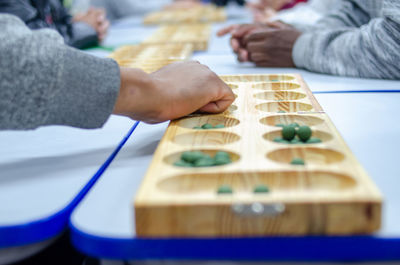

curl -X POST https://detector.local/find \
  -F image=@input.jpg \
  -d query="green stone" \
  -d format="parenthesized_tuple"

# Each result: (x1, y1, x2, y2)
(282, 125, 296, 141)
(275, 123, 285, 128)
(173, 160, 193, 167)
(201, 123, 213, 129)
(290, 138, 301, 144)
(217, 185, 233, 194)
(215, 151, 230, 159)
(214, 124, 225, 129)
(214, 157, 231, 166)
(273, 137, 289, 144)
(289, 123, 300, 128)
(253, 184, 270, 193)
(297, 126, 312, 142)
(277, 110, 286, 113)
(291, 158, 305, 165)
(306, 138, 322, 144)
(193, 157, 215, 167)
(214, 153, 232, 165)
(181, 151, 204, 163)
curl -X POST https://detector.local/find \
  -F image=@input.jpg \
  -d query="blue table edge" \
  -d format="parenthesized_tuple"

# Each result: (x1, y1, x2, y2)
(0, 121, 140, 248)
(70, 225, 400, 261)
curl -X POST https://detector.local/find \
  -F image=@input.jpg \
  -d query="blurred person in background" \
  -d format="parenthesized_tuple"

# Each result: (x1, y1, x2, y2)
(0, 0, 109, 49)
(70, 0, 202, 21)
(218, 0, 400, 79)
(247, 0, 338, 29)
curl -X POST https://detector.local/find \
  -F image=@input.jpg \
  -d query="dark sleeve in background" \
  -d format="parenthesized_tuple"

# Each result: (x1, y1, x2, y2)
(0, 0, 49, 28)
(0, 0, 99, 49)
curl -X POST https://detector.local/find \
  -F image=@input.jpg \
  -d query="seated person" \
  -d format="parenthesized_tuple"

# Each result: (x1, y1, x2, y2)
(0, 0, 109, 49)
(0, 14, 234, 131)
(218, 0, 400, 80)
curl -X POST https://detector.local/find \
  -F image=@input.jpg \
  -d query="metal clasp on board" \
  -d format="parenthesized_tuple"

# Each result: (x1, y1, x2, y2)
(231, 203, 285, 217)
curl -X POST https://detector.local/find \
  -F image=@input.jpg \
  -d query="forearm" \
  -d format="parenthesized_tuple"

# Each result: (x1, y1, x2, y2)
(0, 14, 120, 130)
(291, 0, 372, 33)
(293, 18, 400, 79)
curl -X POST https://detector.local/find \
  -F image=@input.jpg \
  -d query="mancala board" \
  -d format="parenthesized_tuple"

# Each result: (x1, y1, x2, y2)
(108, 43, 193, 73)
(134, 74, 382, 237)
(143, 5, 226, 24)
(143, 24, 211, 51)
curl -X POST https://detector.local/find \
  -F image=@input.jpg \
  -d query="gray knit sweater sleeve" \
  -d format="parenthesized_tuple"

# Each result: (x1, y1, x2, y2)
(292, 0, 400, 79)
(0, 14, 120, 130)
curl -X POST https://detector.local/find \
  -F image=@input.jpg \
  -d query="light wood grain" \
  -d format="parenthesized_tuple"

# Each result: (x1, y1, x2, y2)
(108, 43, 193, 73)
(143, 5, 226, 24)
(134, 74, 382, 237)
(143, 24, 211, 51)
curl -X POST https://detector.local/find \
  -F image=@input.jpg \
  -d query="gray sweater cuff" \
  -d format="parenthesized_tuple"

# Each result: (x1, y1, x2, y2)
(46, 46, 120, 129)
(292, 33, 313, 69)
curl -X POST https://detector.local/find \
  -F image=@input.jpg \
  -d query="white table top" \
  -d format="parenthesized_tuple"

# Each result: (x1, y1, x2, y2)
(70, 93, 400, 239)
(0, 116, 133, 237)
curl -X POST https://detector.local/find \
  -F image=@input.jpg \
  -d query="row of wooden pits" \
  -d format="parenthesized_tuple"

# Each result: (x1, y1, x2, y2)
(170, 114, 344, 165)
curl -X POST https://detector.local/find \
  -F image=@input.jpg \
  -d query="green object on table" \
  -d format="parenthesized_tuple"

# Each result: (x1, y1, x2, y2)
(253, 184, 270, 193)
(282, 125, 296, 141)
(289, 123, 300, 128)
(193, 126, 202, 129)
(214, 124, 225, 129)
(275, 123, 285, 128)
(277, 110, 286, 113)
(193, 156, 215, 167)
(217, 185, 233, 194)
(201, 123, 213, 129)
(214, 151, 232, 166)
(297, 126, 312, 142)
(290, 138, 301, 144)
(291, 158, 305, 165)
(181, 151, 204, 163)
(173, 160, 193, 167)
(273, 137, 289, 143)
(306, 138, 322, 144)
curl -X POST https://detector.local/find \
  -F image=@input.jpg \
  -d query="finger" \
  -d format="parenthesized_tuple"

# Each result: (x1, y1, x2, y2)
(199, 85, 235, 113)
(231, 24, 256, 38)
(249, 52, 268, 63)
(98, 20, 110, 33)
(238, 49, 249, 62)
(231, 38, 240, 52)
(246, 41, 265, 53)
(217, 25, 238, 37)
(243, 29, 272, 45)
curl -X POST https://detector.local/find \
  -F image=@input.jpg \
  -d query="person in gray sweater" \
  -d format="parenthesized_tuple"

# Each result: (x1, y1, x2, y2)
(0, 14, 234, 131)
(218, 0, 400, 79)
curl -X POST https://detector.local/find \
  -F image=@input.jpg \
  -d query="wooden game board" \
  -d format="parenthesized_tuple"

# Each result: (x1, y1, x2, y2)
(143, 6, 226, 24)
(134, 74, 382, 237)
(143, 24, 211, 51)
(108, 43, 193, 73)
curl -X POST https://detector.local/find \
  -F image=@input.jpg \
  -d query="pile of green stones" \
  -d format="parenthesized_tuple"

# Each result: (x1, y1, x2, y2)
(174, 151, 232, 167)
(217, 184, 270, 194)
(273, 124, 321, 144)
(193, 123, 225, 130)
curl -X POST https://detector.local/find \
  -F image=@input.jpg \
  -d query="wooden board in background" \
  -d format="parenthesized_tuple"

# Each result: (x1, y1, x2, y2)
(109, 43, 193, 73)
(143, 5, 226, 24)
(143, 24, 211, 51)
(134, 74, 382, 237)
